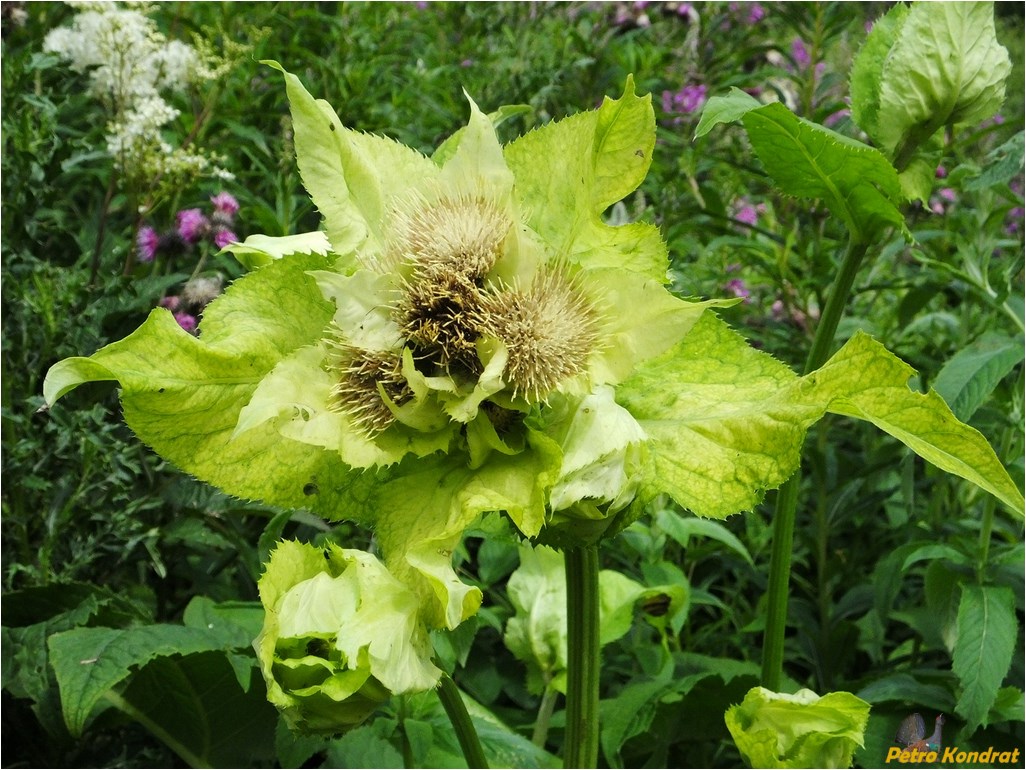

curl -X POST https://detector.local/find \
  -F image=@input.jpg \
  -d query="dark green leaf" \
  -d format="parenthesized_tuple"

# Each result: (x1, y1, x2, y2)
(952, 585, 1017, 732)
(932, 332, 1025, 421)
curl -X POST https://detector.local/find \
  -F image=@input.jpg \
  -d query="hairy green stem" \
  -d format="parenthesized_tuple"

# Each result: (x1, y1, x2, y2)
(532, 685, 559, 748)
(761, 238, 871, 691)
(564, 545, 600, 769)
(436, 674, 488, 769)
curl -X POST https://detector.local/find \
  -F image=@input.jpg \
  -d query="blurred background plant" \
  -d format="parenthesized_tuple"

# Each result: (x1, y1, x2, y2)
(2, 2, 1022, 767)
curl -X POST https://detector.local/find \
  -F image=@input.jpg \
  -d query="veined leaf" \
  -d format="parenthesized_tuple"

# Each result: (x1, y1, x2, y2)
(696, 90, 906, 242)
(48, 624, 243, 736)
(952, 585, 1017, 733)
(618, 314, 1025, 519)
(42, 254, 382, 524)
(222, 231, 331, 270)
(932, 331, 1025, 421)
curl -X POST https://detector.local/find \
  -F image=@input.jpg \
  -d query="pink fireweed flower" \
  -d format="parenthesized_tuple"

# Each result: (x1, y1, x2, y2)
(174, 312, 198, 333)
(210, 192, 240, 218)
(176, 208, 209, 243)
(791, 38, 811, 69)
(137, 226, 159, 262)
(213, 229, 239, 249)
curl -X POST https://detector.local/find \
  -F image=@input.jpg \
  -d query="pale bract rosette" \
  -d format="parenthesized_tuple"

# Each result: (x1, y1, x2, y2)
(255, 540, 444, 734)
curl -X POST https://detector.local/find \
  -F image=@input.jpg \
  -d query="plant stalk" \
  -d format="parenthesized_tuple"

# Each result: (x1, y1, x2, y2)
(564, 544, 600, 769)
(761, 238, 871, 691)
(436, 673, 488, 769)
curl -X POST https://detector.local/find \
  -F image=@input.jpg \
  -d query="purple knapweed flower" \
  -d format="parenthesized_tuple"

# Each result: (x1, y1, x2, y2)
(176, 208, 209, 244)
(734, 200, 766, 227)
(210, 192, 240, 218)
(174, 312, 198, 333)
(935, 166, 948, 179)
(137, 226, 159, 263)
(939, 188, 957, 203)
(213, 229, 239, 249)
(159, 295, 181, 311)
(677, 84, 707, 114)
(746, 3, 765, 23)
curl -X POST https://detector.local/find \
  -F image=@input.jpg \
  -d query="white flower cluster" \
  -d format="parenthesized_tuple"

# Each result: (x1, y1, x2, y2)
(43, 1, 230, 184)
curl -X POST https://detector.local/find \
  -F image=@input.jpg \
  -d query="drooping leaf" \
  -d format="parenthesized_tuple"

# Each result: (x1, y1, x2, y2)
(931, 331, 1025, 421)
(696, 90, 906, 242)
(952, 585, 1018, 733)
(618, 314, 1024, 519)
(47, 624, 243, 736)
(654, 507, 755, 567)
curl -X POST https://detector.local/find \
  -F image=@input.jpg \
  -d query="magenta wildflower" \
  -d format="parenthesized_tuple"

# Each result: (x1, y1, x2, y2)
(677, 84, 707, 114)
(725, 278, 751, 303)
(746, 3, 765, 23)
(734, 200, 766, 227)
(159, 295, 181, 311)
(213, 229, 239, 249)
(210, 192, 240, 218)
(824, 108, 850, 128)
(174, 312, 198, 333)
(136, 226, 159, 262)
(939, 188, 957, 203)
(460, 58, 474, 68)
(935, 166, 948, 179)
(791, 38, 810, 69)
(1005, 207, 1023, 236)
(176, 208, 209, 243)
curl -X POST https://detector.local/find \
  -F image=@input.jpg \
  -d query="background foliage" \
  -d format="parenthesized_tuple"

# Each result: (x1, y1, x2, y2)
(2, 2, 1023, 767)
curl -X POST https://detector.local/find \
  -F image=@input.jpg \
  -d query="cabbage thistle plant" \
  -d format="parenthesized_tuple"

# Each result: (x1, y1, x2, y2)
(44, 55, 1023, 765)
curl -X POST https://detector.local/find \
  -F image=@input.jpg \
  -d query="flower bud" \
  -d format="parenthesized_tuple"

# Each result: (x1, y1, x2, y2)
(255, 541, 442, 735)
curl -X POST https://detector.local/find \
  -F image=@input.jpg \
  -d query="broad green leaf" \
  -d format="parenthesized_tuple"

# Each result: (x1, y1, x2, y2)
(855, 673, 955, 713)
(324, 724, 405, 768)
(618, 313, 817, 518)
(47, 624, 241, 736)
(505, 76, 667, 280)
(696, 90, 906, 242)
(808, 332, 1025, 516)
(725, 687, 870, 769)
(264, 61, 438, 260)
(182, 597, 265, 649)
(932, 331, 1025, 421)
(952, 585, 1017, 733)
(849, 3, 909, 149)
(116, 651, 277, 768)
(874, 3, 1011, 160)
(432, 103, 532, 167)
(223, 231, 331, 270)
(42, 254, 383, 523)
(619, 314, 1024, 519)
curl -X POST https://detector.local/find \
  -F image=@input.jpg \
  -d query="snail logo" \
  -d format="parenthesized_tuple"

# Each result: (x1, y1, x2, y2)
(895, 713, 945, 753)
(885, 713, 1022, 765)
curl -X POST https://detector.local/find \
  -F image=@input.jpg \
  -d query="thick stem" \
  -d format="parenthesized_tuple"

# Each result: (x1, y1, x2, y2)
(760, 239, 871, 691)
(564, 545, 600, 769)
(436, 674, 488, 769)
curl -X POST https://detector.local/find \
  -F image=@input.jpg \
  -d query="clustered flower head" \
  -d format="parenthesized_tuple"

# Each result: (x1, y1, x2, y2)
(43, 1, 231, 185)
(661, 83, 707, 119)
(137, 192, 240, 264)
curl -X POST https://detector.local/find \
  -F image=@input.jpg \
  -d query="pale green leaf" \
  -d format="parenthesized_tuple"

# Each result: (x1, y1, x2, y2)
(875, 3, 1011, 158)
(849, 3, 909, 146)
(618, 313, 816, 519)
(43, 254, 383, 523)
(223, 231, 331, 270)
(505, 77, 666, 280)
(808, 332, 1025, 516)
(264, 61, 438, 260)
(725, 687, 870, 769)
(952, 585, 1017, 733)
